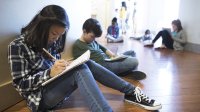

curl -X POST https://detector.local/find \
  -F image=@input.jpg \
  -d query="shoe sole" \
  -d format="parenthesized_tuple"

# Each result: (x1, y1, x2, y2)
(125, 71, 147, 80)
(154, 47, 166, 50)
(124, 99, 162, 110)
(144, 44, 154, 47)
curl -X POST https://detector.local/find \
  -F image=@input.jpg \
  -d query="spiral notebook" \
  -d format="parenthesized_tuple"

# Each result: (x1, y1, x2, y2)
(42, 50, 91, 86)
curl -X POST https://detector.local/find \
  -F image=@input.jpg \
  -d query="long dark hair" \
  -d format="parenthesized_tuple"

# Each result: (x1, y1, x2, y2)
(172, 19, 183, 32)
(21, 5, 70, 52)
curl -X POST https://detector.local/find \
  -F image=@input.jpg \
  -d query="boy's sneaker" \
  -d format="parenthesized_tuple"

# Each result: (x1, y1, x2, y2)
(122, 71, 147, 80)
(130, 71, 147, 80)
(125, 87, 162, 110)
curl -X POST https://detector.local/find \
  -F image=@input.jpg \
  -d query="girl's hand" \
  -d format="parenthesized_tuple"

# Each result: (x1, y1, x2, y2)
(50, 59, 69, 77)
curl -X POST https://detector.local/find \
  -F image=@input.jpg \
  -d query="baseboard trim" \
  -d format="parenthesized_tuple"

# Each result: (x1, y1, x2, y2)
(185, 42, 200, 54)
(0, 81, 23, 111)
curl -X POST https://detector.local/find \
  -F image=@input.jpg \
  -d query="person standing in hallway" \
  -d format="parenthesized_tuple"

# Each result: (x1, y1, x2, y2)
(119, 1, 128, 34)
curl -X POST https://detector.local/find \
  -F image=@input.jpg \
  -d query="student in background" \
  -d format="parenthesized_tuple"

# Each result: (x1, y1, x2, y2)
(73, 18, 147, 80)
(106, 17, 124, 43)
(8, 5, 161, 112)
(119, 1, 128, 34)
(150, 19, 187, 50)
(141, 29, 153, 45)
(141, 29, 152, 41)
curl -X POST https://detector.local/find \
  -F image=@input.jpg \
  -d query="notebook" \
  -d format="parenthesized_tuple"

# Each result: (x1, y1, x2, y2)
(143, 40, 153, 47)
(104, 55, 127, 62)
(42, 50, 91, 86)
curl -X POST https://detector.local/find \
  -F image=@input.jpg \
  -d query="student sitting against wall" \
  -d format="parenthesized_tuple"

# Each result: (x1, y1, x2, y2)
(72, 18, 147, 80)
(106, 17, 124, 43)
(150, 19, 187, 50)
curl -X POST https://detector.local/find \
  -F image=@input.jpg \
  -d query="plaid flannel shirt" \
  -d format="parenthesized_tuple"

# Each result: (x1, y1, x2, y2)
(8, 36, 62, 112)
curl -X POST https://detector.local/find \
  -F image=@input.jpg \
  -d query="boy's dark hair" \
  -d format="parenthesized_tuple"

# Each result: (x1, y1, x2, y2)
(172, 19, 183, 32)
(82, 18, 102, 37)
(21, 5, 70, 52)
(112, 17, 117, 23)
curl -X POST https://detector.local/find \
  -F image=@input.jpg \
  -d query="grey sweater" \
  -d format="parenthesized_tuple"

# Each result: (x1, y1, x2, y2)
(172, 30, 187, 50)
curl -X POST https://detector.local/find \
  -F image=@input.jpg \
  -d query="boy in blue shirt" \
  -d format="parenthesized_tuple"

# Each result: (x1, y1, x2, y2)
(106, 17, 124, 43)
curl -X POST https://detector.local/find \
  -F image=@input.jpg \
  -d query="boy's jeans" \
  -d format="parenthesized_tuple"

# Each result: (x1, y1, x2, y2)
(100, 50, 138, 75)
(40, 60, 135, 112)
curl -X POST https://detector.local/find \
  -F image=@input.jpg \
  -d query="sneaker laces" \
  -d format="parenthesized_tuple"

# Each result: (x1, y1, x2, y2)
(134, 87, 151, 103)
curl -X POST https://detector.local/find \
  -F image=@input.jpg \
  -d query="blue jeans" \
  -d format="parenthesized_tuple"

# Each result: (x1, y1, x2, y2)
(39, 60, 135, 112)
(100, 50, 138, 75)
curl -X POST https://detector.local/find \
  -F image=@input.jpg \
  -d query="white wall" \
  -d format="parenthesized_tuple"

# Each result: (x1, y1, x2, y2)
(179, 0, 200, 44)
(0, 0, 91, 38)
(91, 0, 110, 30)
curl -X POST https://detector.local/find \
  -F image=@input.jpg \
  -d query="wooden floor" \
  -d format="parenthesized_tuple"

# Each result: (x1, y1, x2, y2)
(4, 37, 200, 112)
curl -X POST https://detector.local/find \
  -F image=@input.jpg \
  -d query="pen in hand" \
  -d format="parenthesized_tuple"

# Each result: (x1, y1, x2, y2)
(42, 48, 73, 64)
(42, 48, 57, 61)
(43, 48, 67, 77)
